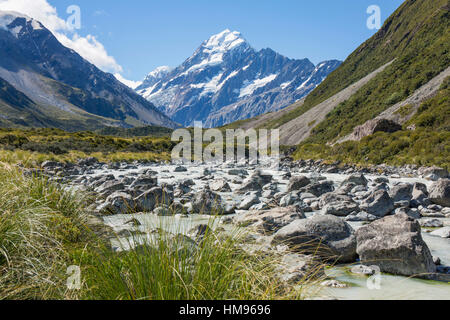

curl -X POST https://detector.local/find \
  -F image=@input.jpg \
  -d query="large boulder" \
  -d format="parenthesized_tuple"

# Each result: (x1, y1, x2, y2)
(134, 187, 173, 212)
(287, 176, 311, 192)
(389, 184, 413, 202)
(236, 170, 272, 194)
(238, 192, 260, 210)
(428, 179, 450, 207)
(191, 186, 224, 214)
(272, 215, 357, 263)
(348, 118, 402, 141)
(420, 167, 449, 181)
(359, 190, 394, 217)
(356, 213, 436, 278)
(299, 180, 335, 197)
(129, 176, 158, 190)
(341, 174, 368, 187)
(209, 179, 232, 192)
(96, 180, 125, 197)
(233, 206, 305, 234)
(97, 192, 134, 215)
(321, 201, 359, 217)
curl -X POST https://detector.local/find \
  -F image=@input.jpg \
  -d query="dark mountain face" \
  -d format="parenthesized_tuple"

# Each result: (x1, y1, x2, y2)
(136, 30, 341, 127)
(0, 11, 177, 129)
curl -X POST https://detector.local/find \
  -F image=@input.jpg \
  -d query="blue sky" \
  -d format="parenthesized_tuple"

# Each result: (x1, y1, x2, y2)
(47, 0, 404, 81)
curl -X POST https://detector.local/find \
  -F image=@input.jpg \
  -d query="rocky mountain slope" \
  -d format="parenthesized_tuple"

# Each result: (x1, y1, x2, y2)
(136, 29, 341, 127)
(0, 11, 177, 131)
(229, 0, 449, 169)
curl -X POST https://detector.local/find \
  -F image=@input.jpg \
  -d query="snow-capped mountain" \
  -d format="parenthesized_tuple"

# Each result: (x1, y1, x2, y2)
(136, 29, 341, 127)
(0, 11, 177, 130)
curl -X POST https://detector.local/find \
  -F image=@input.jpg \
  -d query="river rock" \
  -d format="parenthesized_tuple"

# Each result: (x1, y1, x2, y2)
(350, 265, 378, 276)
(299, 180, 335, 197)
(174, 166, 188, 172)
(134, 187, 173, 212)
(341, 174, 368, 187)
(420, 167, 449, 181)
(96, 180, 125, 197)
(345, 211, 378, 222)
(355, 213, 436, 278)
(321, 201, 359, 217)
(272, 215, 357, 263)
(209, 179, 232, 192)
(97, 191, 134, 215)
(419, 219, 444, 228)
(359, 190, 394, 217)
(277, 253, 324, 283)
(287, 176, 311, 192)
(236, 170, 272, 194)
(228, 169, 248, 176)
(428, 179, 450, 207)
(430, 227, 450, 238)
(233, 206, 305, 234)
(239, 192, 260, 210)
(279, 192, 300, 207)
(318, 193, 353, 208)
(389, 184, 413, 202)
(191, 186, 224, 214)
(395, 207, 421, 220)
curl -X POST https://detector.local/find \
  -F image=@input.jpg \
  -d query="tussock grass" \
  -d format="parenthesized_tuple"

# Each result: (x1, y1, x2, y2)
(77, 218, 322, 300)
(0, 165, 89, 299)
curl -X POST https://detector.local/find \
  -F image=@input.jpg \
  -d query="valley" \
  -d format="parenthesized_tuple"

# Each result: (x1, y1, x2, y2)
(0, 0, 449, 302)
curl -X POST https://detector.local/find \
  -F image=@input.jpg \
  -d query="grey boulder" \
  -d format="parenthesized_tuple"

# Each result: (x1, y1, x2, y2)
(287, 176, 311, 192)
(359, 190, 394, 217)
(356, 213, 436, 278)
(272, 215, 357, 263)
(429, 179, 450, 207)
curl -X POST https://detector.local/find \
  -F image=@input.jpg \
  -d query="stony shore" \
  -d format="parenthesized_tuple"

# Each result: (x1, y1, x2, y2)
(25, 157, 450, 294)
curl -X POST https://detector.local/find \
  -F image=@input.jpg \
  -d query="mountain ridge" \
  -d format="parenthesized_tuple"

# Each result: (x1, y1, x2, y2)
(136, 29, 341, 127)
(0, 11, 178, 131)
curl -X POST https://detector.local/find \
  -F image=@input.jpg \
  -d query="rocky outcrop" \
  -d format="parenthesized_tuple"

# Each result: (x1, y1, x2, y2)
(356, 213, 436, 278)
(346, 119, 402, 142)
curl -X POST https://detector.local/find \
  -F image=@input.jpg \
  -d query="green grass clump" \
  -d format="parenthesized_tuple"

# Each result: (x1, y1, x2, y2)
(0, 165, 90, 299)
(76, 225, 319, 300)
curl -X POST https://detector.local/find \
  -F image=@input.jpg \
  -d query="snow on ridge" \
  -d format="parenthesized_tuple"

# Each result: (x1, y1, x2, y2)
(203, 29, 246, 53)
(191, 73, 224, 97)
(145, 66, 173, 80)
(0, 11, 42, 32)
(181, 29, 249, 76)
(114, 74, 142, 89)
(280, 81, 292, 89)
(239, 74, 277, 98)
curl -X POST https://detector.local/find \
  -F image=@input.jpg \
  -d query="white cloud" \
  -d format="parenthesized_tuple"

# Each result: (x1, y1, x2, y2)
(0, 0, 122, 73)
(114, 73, 142, 89)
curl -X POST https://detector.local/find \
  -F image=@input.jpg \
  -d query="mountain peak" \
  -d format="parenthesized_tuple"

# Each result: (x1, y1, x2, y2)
(0, 10, 44, 37)
(145, 66, 173, 80)
(202, 29, 248, 53)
